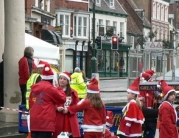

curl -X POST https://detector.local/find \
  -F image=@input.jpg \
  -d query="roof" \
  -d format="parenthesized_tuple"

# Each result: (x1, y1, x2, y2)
(89, 0, 127, 16)
(127, 0, 151, 28)
(118, 0, 142, 35)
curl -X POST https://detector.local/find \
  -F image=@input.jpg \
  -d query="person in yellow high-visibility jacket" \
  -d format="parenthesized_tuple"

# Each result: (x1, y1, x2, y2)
(70, 67, 87, 99)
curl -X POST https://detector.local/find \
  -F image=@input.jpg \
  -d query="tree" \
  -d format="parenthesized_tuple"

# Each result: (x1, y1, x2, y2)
(162, 40, 174, 49)
(106, 27, 114, 37)
(148, 31, 157, 40)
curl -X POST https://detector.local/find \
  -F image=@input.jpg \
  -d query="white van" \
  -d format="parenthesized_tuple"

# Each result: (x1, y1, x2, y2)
(25, 33, 60, 83)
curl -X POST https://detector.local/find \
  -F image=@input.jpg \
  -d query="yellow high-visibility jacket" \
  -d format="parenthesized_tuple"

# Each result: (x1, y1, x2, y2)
(26, 73, 41, 110)
(70, 72, 87, 99)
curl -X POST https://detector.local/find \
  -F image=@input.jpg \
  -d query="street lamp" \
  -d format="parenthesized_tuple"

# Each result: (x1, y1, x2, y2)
(91, 0, 97, 73)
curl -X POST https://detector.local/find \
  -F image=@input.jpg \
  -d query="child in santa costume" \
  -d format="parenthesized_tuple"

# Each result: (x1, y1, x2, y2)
(105, 111, 119, 138)
(62, 78, 106, 138)
(53, 71, 80, 138)
(158, 80, 178, 138)
(118, 77, 144, 138)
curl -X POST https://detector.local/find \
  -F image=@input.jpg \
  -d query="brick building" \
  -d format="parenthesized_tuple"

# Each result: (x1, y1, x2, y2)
(25, 0, 61, 45)
(133, 0, 169, 41)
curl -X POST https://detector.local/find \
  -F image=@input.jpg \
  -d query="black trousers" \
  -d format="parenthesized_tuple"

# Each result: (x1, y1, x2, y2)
(0, 84, 4, 110)
(119, 135, 141, 138)
(31, 131, 52, 138)
(20, 84, 26, 105)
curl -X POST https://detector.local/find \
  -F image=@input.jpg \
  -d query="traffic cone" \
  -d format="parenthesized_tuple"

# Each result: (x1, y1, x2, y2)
(154, 120, 160, 138)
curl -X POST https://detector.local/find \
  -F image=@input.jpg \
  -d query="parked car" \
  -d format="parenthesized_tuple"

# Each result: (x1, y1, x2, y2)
(155, 68, 179, 81)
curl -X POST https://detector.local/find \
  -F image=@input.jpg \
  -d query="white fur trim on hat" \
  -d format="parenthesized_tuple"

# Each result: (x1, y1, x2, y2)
(41, 75, 54, 80)
(59, 73, 70, 81)
(87, 89, 99, 93)
(127, 88, 139, 95)
(157, 85, 161, 88)
(45, 67, 50, 71)
(163, 89, 176, 100)
(106, 122, 113, 127)
(37, 64, 45, 68)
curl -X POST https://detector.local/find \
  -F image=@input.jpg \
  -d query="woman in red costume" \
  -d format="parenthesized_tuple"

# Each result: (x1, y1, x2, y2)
(53, 71, 80, 138)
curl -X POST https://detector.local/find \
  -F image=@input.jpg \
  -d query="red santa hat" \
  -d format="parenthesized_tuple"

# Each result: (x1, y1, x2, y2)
(140, 72, 151, 82)
(127, 77, 140, 95)
(87, 78, 99, 93)
(41, 63, 54, 80)
(160, 80, 175, 100)
(59, 71, 71, 81)
(144, 69, 155, 76)
(106, 111, 113, 127)
(37, 60, 47, 68)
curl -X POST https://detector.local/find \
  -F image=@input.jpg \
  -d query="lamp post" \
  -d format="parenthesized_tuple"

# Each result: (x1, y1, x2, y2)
(91, 0, 97, 73)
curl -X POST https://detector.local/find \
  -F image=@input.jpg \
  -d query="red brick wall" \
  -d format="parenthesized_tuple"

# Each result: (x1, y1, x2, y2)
(50, 0, 56, 14)
(55, 0, 88, 11)
(25, 0, 33, 15)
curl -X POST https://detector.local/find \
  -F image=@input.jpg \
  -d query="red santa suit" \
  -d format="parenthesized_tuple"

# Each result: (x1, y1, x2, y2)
(119, 77, 144, 137)
(53, 72, 80, 138)
(105, 111, 118, 138)
(158, 80, 178, 138)
(140, 72, 155, 108)
(68, 78, 106, 138)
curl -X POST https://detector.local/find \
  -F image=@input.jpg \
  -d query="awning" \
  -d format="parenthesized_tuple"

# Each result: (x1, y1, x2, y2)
(25, 33, 60, 65)
(41, 29, 61, 45)
(53, 31, 62, 44)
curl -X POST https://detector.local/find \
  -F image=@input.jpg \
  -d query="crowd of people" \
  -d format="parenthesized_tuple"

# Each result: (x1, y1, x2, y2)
(0, 46, 178, 138)
(17, 47, 119, 138)
(117, 69, 178, 138)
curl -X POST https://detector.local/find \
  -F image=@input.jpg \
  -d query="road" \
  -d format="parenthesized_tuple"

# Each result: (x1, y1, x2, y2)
(99, 79, 128, 105)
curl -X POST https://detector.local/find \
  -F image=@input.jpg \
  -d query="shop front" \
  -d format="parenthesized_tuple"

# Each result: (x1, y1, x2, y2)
(97, 42, 131, 77)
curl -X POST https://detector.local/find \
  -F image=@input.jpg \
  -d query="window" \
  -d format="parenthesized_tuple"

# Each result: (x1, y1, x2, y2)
(45, 0, 50, 12)
(99, 19, 104, 36)
(161, 6, 164, 21)
(99, 19, 103, 26)
(120, 22, 124, 37)
(38, 0, 44, 9)
(59, 14, 70, 36)
(113, 21, 117, 35)
(165, 7, 168, 22)
(109, 0, 114, 7)
(106, 20, 110, 27)
(96, 0, 100, 5)
(157, 4, 160, 20)
(74, 15, 88, 38)
(153, 3, 156, 19)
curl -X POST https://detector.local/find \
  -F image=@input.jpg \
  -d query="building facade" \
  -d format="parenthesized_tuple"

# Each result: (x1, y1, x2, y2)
(152, 0, 169, 41)
(55, 0, 89, 73)
(89, 0, 130, 77)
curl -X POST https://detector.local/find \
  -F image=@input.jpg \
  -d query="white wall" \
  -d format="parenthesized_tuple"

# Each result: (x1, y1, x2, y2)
(90, 13, 127, 42)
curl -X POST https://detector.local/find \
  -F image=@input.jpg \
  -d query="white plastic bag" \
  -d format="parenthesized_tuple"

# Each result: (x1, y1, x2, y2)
(57, 132, 69, 138)
(27, 115, 30, 132)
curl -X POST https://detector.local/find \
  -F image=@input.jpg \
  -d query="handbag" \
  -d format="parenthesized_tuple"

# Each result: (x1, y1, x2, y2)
(57, 132, 69, 138)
